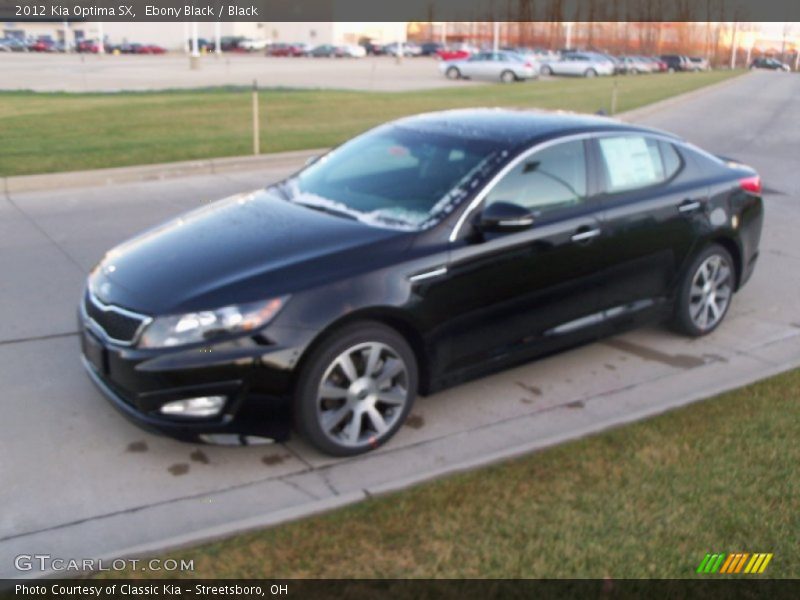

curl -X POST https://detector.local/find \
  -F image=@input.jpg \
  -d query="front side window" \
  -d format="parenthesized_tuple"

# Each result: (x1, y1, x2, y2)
(597, 135, 681, 193)
(484, 140, 588, 219)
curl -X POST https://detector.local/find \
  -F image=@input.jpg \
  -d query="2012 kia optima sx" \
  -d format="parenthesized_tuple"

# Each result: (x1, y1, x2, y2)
(80, 109, 763, 456)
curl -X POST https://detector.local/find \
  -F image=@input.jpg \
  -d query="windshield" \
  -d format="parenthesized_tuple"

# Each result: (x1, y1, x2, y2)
(282, 125, 506, 230)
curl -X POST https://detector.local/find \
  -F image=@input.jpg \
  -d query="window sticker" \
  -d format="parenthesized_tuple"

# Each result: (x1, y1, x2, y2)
(599, 136, 660, 191)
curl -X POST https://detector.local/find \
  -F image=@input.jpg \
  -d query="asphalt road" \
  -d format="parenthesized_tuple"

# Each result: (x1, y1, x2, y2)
(2, 72, 800, 578)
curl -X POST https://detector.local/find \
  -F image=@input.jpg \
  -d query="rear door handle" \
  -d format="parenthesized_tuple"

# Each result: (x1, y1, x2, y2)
(678, 199, 703, 214)
(571, 228, 602, 243)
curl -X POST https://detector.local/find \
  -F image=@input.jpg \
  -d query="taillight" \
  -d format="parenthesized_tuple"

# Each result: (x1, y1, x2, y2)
(525, 62, 533, 67)
(739, 175, 762, 194)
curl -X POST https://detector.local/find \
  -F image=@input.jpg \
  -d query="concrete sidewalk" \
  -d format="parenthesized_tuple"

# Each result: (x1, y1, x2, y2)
(2, 71, 799, 579)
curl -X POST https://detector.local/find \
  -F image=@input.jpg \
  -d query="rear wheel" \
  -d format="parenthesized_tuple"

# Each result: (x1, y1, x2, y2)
(500, 69, 516, 83)
(540, 65, 552, 76)
(673, 244, 735, 337)
(584, 68, 597, 78)
(293, 322, 418, 456)
(446, 66, 461, 80)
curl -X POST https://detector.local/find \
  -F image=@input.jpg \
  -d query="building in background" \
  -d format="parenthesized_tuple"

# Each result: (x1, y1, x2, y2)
(1, 21, 406, 50)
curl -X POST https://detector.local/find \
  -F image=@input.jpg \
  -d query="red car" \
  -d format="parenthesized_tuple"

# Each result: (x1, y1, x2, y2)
(268, 43, 307, 57)
(28, 37, 55, 52)
(436, 44, 478, 62)
(142, 44, 167, 54)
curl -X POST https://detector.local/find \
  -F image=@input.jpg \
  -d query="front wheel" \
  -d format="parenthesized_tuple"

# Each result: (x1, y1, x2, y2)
(584, 68, 597, 78)
(446, 66, 461, 80)
(673, 244, 735, 337)
(293, 322, 418, 456)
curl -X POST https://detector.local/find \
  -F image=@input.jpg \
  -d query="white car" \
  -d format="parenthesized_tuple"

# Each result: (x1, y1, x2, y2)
(338, 44, 366, 58)
(540, 52, 615, 77)
(439, 52, 538, 83)
(239, 38, 270, 51)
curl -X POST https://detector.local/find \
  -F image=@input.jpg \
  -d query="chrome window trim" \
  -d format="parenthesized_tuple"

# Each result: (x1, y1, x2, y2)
(448, 129, 686, 242)
(82, 291, 153, 347)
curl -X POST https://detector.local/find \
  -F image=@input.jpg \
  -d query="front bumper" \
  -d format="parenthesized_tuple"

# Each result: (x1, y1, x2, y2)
(79, 324, 299, 444)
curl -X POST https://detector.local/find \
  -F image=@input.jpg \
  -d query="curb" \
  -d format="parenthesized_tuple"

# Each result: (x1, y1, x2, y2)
(2, 148, 326, 195)
(2, 72, 749, 194)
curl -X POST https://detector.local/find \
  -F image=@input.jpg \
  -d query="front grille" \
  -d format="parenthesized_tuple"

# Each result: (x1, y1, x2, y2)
(84, 292, 149, 345)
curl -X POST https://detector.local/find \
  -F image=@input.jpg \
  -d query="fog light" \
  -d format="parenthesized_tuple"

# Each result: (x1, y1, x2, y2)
(160, 396, 225, 418)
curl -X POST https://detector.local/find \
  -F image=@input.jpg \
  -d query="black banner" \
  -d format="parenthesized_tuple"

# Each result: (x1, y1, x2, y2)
(0, 0, 798, 22)
(3, 579, 800, 600)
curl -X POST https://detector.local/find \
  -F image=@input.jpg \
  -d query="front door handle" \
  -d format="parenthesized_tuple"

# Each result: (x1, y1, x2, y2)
(571, 228, 602, 243)
(678, 199, 703, 214)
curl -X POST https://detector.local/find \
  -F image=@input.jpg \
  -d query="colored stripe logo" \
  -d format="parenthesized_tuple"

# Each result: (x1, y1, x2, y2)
(696, 552, 773, 574)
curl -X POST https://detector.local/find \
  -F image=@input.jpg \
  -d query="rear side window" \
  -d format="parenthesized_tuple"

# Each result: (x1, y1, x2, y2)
(597, 135, 681, 193)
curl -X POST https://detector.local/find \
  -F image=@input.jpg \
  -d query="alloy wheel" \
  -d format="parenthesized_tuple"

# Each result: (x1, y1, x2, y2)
(315, 342, 409, 449)
(689, 254, 732, 331)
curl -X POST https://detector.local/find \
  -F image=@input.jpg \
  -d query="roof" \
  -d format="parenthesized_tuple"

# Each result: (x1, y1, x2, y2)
(392, 108, 677, 148)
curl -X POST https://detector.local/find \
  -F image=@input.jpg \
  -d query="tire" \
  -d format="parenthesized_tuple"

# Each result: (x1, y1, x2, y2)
(446, 66, 461, 80)
(584, 68, 597, 78)
(540, 65, 552, 76)
(500, 69, 516, 83)
(672, 244, 735, 337)
(293, 321, 418, 456)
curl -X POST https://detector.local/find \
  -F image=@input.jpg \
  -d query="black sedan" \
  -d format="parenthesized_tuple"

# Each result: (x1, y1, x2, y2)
(80, 109, 763, 455)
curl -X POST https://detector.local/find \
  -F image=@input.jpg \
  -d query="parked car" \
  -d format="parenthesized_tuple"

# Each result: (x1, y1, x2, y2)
(420, 42, 444, 56)
(77, 109, 764, 455)
(540, 52, 615, 77)
(441, 51, 538, 82)
(383, 42, 422, 57)
(308, 44, 338, 58)
(266, 43, 309, 57)
(617, 55, 656, 74)
(186, 38, 216, 52)
(220, 36, 248, 52)
(689, 56, 711, 71)
(0, 38, 29, 52)
(750, 57, 790, 71)
(359, 41, 385, 56)
(337, 44, 367, 58)
(239, 38, 270, 51)
(436, 43, 478, 61)
(660, 54, 694, 72)
(28, 36, 56, 52)
(644, 56, 669, 72)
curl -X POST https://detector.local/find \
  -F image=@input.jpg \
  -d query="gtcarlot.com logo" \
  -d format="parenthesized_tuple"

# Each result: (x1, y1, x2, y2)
(15, 554, 194, 573)
(696, 552, 773, 575)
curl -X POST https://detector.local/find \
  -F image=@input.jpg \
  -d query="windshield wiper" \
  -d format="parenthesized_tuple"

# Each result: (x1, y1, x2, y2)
(293, 200, 360, 221)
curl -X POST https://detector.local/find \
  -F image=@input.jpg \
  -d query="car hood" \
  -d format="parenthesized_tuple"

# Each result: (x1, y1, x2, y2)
(91, 189, 413, 315)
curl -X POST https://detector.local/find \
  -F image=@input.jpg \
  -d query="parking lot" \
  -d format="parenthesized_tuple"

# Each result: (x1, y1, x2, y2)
(0, 53, 478, 92)
(2, 71, 800, 578)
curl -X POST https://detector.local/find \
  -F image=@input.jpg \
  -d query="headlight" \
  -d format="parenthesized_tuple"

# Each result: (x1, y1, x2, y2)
(138, 296, 288, 348)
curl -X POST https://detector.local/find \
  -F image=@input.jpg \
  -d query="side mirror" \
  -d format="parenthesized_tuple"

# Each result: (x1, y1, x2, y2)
(478, 201, 535, 233)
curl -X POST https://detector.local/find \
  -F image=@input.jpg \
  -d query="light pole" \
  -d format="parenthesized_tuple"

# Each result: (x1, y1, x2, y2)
(190, 21, 200, 69)
(564, 22, 573, 50)
(214, 21, 221, 56)
(62, 21, 70, 53)
(493, 22, 500, 53)
(97, 21, 105, 55)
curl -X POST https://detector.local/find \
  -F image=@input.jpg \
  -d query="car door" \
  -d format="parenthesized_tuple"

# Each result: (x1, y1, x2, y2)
(590, 134, 704, 316)
(460, 53, 487, 78)
(428, 138, 611, 376)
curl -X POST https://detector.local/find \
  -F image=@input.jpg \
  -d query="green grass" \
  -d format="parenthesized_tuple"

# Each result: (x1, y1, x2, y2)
(0, 71, 742, 177)
(100, 367, 800, 579)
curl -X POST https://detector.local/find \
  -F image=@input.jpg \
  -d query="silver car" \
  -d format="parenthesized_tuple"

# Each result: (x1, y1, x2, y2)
(540, 52, 615, 77)
(439, 52, 538, 83)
